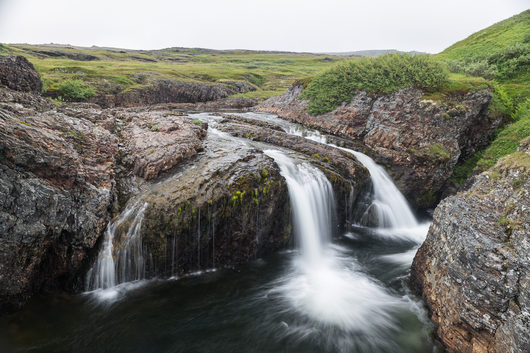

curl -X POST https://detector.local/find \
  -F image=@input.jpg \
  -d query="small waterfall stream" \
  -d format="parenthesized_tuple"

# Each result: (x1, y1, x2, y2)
(85, 201, 148, 293)
(344, 149, 417, 229)
(265, 149, 401, 337)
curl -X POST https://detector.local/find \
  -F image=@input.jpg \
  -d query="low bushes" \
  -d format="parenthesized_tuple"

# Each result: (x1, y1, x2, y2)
(57, 79, 96, 101)
(302, 53, 448, 115)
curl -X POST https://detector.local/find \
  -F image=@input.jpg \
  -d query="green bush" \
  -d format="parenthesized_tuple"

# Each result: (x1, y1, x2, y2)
(57, 79, 96, 100)
(302, 53, 448, 115)
(445, 43, 530, 82)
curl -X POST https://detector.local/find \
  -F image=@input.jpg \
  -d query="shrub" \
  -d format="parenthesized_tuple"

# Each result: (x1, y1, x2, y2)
(445, 43, 530, 82)
(302, 53, 448, 115)
(57, 79, 96, 101)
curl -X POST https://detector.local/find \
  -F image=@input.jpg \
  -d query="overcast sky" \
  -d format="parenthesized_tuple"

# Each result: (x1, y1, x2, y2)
(0, 0, 527, 53)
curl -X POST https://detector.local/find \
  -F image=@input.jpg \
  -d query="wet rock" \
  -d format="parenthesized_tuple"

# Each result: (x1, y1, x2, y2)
(411, 142, 530, 353)
(257, 84, 498, 208)
(0, 88, 211, 313)
(0, 91, 118, 313)
(138, 135, 292, 276)
(216, 120, 371, 225)
(0, 56, 43, 93)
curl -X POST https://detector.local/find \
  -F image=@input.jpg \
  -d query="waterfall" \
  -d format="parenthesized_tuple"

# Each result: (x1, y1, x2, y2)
(264, 150, 334, 263)
(265, 149, 400, 331)
(239, 113, 421, 230)
(86, 201, 148, 291)
(341, 148, 418, 229)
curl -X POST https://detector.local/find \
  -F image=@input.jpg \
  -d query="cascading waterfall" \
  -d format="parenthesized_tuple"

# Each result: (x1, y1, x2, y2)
(340, 148, 418, 229)
(86, 201, 148, 292)
(238, 113, 422, 231)
(265, 149, 400, 334)
(264, 150, 334, 263)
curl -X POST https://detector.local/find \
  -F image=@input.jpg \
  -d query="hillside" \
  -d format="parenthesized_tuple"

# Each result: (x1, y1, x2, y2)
(0, 44, 343, 101)
(436, 9, 529, 92)
(437, 9, 529, 62)
(437, 9, 530, 183)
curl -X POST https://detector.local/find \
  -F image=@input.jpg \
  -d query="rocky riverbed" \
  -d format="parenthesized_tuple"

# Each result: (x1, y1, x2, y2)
(0, 54, 527, 353)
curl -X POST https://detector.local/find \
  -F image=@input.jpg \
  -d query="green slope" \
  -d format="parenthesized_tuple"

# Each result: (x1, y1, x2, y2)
(437, 9, 530, 61)
(442, 9, 530, 184)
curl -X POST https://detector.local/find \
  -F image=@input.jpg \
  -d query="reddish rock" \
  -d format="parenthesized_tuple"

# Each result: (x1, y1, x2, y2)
(256, 84, 498, 208)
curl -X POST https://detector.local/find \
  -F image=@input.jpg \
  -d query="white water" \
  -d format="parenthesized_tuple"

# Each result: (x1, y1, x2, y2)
(237, 112, 426, 236)
(85, 201, 148, 294)
(264, 150, 334, 263)
(265, 149, 401, 331)
(344, 149, 418, 228)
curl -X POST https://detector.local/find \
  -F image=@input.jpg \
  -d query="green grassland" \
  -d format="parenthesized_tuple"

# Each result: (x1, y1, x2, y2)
(438, 10, 530, 184)
(0, 44, 345, 100)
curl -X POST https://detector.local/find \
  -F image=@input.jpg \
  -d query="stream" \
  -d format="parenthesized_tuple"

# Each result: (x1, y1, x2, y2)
(0, 112, 440, 353)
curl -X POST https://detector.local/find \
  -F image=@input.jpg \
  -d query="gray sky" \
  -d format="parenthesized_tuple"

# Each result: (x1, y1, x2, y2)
(0, 0, 527, 53)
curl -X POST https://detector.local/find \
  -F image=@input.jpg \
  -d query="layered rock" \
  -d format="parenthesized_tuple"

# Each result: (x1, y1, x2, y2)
(0, 90, 118, 313)
(91, 80, 256, 108)
(257, 84, 498, 208)
(411, 142, 530, 353)
(0, 56, 43, 93)
(138, 137, 292, 276)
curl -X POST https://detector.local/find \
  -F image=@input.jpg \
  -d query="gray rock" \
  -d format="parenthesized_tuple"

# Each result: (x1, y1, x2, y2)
(0, 56, 43, 93)
(411, 141, 530, 353)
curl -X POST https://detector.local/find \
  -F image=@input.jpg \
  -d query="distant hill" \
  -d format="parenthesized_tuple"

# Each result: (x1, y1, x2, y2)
(325, 49, 428, 57)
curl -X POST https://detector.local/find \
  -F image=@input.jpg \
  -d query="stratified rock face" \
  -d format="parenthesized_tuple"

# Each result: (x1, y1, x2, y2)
(110, 108, 207, 180)
(0, 56, 43, 93)
(257, 85, 498, 208)
(139, 137, 293, 276)
(411, 144, 530, 353)
(0, 90, 118, 313)
(92, 80, 255, 108)
(0, 88, 211, 313)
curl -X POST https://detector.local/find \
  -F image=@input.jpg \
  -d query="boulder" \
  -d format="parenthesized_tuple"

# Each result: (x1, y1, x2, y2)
(0, 55, 43, 93)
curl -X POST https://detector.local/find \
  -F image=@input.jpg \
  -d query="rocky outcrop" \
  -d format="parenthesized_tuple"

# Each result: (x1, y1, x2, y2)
(0, 89, 118, 313)
(111, 108, 207, 180)
(411, 142, 529, 353)
(0, 56, 43, 93)
(138, 138, 292, 276)
(257, 84, 498, 208)
(92, 80, 256, 108)
(217, 118, 371, 226)
(0, 86, 212, 312)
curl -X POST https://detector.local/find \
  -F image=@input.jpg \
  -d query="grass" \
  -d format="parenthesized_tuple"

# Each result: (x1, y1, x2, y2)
(437, 10, 530, 62)
(451, 99, 530, 184)
(301, 53, 448, 115)
(438, 9, 530, 184)
(56, 79, 96, 101)
(1, 44, 344, 100)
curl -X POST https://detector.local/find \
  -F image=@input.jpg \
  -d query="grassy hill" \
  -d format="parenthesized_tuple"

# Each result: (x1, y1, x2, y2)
(0, 44, 343, 100)
(440, 9, 530, 183)
(437, 10, 529, 61)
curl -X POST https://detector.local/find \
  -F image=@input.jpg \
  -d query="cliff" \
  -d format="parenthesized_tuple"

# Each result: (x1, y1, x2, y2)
(256, 84, 499, 208)
(411, 139, 529, 353)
